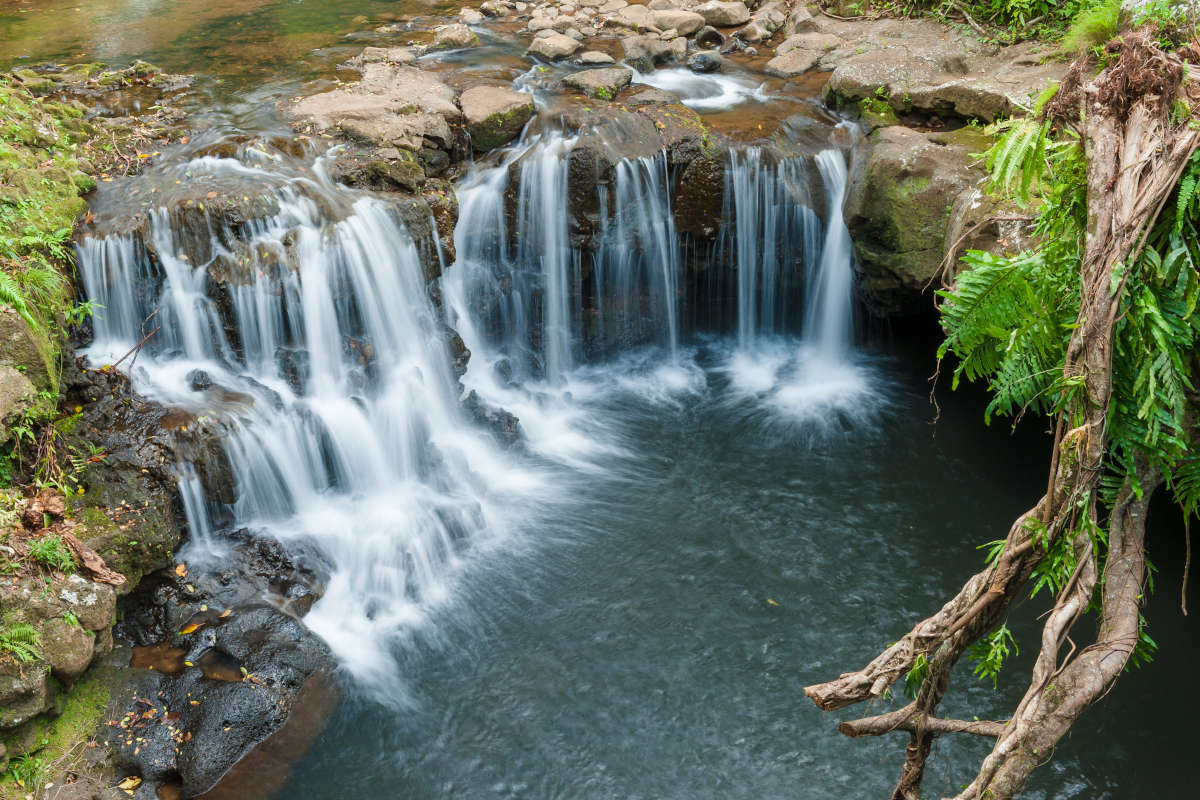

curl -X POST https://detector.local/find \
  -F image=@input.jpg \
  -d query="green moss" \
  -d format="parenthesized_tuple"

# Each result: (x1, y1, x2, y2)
(0, 675, 111, 797)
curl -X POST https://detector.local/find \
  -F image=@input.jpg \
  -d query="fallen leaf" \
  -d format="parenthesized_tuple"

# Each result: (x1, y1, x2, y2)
(766, 598, 779, 606)
(175, 563, 188, 577)
(116, 776, 142, 791)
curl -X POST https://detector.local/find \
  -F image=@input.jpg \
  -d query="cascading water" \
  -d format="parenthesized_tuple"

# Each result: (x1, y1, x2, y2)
(77, 154, 535, 691)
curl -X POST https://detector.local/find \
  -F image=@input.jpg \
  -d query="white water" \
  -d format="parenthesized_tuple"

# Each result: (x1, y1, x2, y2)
(630, 67, 772, 111)
(77, 129, 875, 694)
(77, 157, 542, 692)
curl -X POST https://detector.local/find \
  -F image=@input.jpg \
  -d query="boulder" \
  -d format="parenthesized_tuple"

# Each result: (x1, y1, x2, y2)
(688, 50, 724, 73)
(617, 4, 657, 28)
(783, 5, 819, 35)
(39, 617, 95, 681)
(433, 23, 479, 49)
(527, 31, 583, 59)
(621, 33, 680, 71)
(460, 8, 485, 24)
(845, 125, 987, 315)
(650, 9, 706, 35)
(562, 67, 634, 99)
(737, 1, 786, 42)
(459, 86, 535, 150)
(694, 1, 750, 26)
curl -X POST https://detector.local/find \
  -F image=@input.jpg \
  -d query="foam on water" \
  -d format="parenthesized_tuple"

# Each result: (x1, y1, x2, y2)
(630, 67, 771, 111)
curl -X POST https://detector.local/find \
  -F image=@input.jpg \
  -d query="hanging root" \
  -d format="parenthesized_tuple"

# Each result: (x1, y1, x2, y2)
(805, 31, 1200, 800)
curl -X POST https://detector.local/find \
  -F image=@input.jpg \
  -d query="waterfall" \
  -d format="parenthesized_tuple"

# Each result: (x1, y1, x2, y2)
(805, 150, 855, 357)
(446, 133, 682, 385)
(721, 149, 824, 349)
(76, 157, 528, 690)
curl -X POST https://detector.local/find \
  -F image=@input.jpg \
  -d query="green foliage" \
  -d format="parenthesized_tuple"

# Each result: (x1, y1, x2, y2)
(968, 624, 1019, 688)
(1061, 0, 1122, 55)
(904, 652, 930, 699)
(4, 755, 46, 790)
(0, 622, 41, 663)
(27, 534, 75, 573)
(938, 85, 1200, 685)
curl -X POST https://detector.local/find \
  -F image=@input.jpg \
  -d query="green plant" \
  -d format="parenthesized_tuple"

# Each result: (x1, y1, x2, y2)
(1061, 0, 1122, 54)
(0, 622, 42, 663)
(27, 534, 75, 573)
(968, 624, 1018, 687)
(62, 610, 79, 627)
(903, 652, 930, 698)
(5, 754, 46, 790)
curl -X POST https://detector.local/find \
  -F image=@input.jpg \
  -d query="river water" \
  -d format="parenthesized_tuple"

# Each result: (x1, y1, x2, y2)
(5, 1, 1198, 798)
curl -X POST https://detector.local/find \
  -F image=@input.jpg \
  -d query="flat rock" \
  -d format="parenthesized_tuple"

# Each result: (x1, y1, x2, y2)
(562, 67, 634, 99)
(527, 31, 583, 59)
(819, 16, 1064, 122)
(578, 50, 617, 64)
(693, 1, 750, 26)
(765, 48, 820, 77)
(459, 85, 535, 150)
(347, 46, 416, 68)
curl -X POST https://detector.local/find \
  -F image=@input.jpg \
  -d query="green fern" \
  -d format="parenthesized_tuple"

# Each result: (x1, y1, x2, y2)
(0, 622, 42, 663)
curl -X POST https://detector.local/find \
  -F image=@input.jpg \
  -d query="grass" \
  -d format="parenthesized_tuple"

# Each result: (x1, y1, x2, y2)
(1061, 0, 1122, 54)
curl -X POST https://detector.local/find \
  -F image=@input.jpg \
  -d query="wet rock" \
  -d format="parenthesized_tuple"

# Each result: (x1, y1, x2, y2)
(527, 31, 584, 60)
(434, 23, 479, 49)
(107, 533, 335, 800)
(460, 85, 535, 151)
(694, 1, 750, 26)
(621, 33, 681, 71)
(0, 306, 56, 393)
(562, 67, 634, 100)
(687, 50, 723, 73)
(187, 369, 213, 391)
(675, 154, 725, 239)
(463, 390, 523, 447)
(693, 25, 725, 49)
(651, 9, 705, 35)
(845, 125, 987, 315)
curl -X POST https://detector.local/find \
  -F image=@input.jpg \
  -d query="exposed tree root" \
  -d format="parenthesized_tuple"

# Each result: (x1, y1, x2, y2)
(806, 30, 1200, 799)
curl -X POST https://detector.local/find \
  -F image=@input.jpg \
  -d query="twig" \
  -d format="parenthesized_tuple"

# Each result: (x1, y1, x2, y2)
(951, 1, 988, 38)
(108, 325, 161, 371)
(1184, 515, 1191, 616)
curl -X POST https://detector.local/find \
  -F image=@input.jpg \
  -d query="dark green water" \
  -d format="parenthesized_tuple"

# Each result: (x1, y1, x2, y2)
(275, 340, 1198, 799)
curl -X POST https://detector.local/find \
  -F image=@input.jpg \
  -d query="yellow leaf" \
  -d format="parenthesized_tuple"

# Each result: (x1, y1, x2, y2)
(178, 622, 203, 635)
(766, 598, 779, 606)
(117, 776, 142, 791)
(174, 563, 188, 578)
